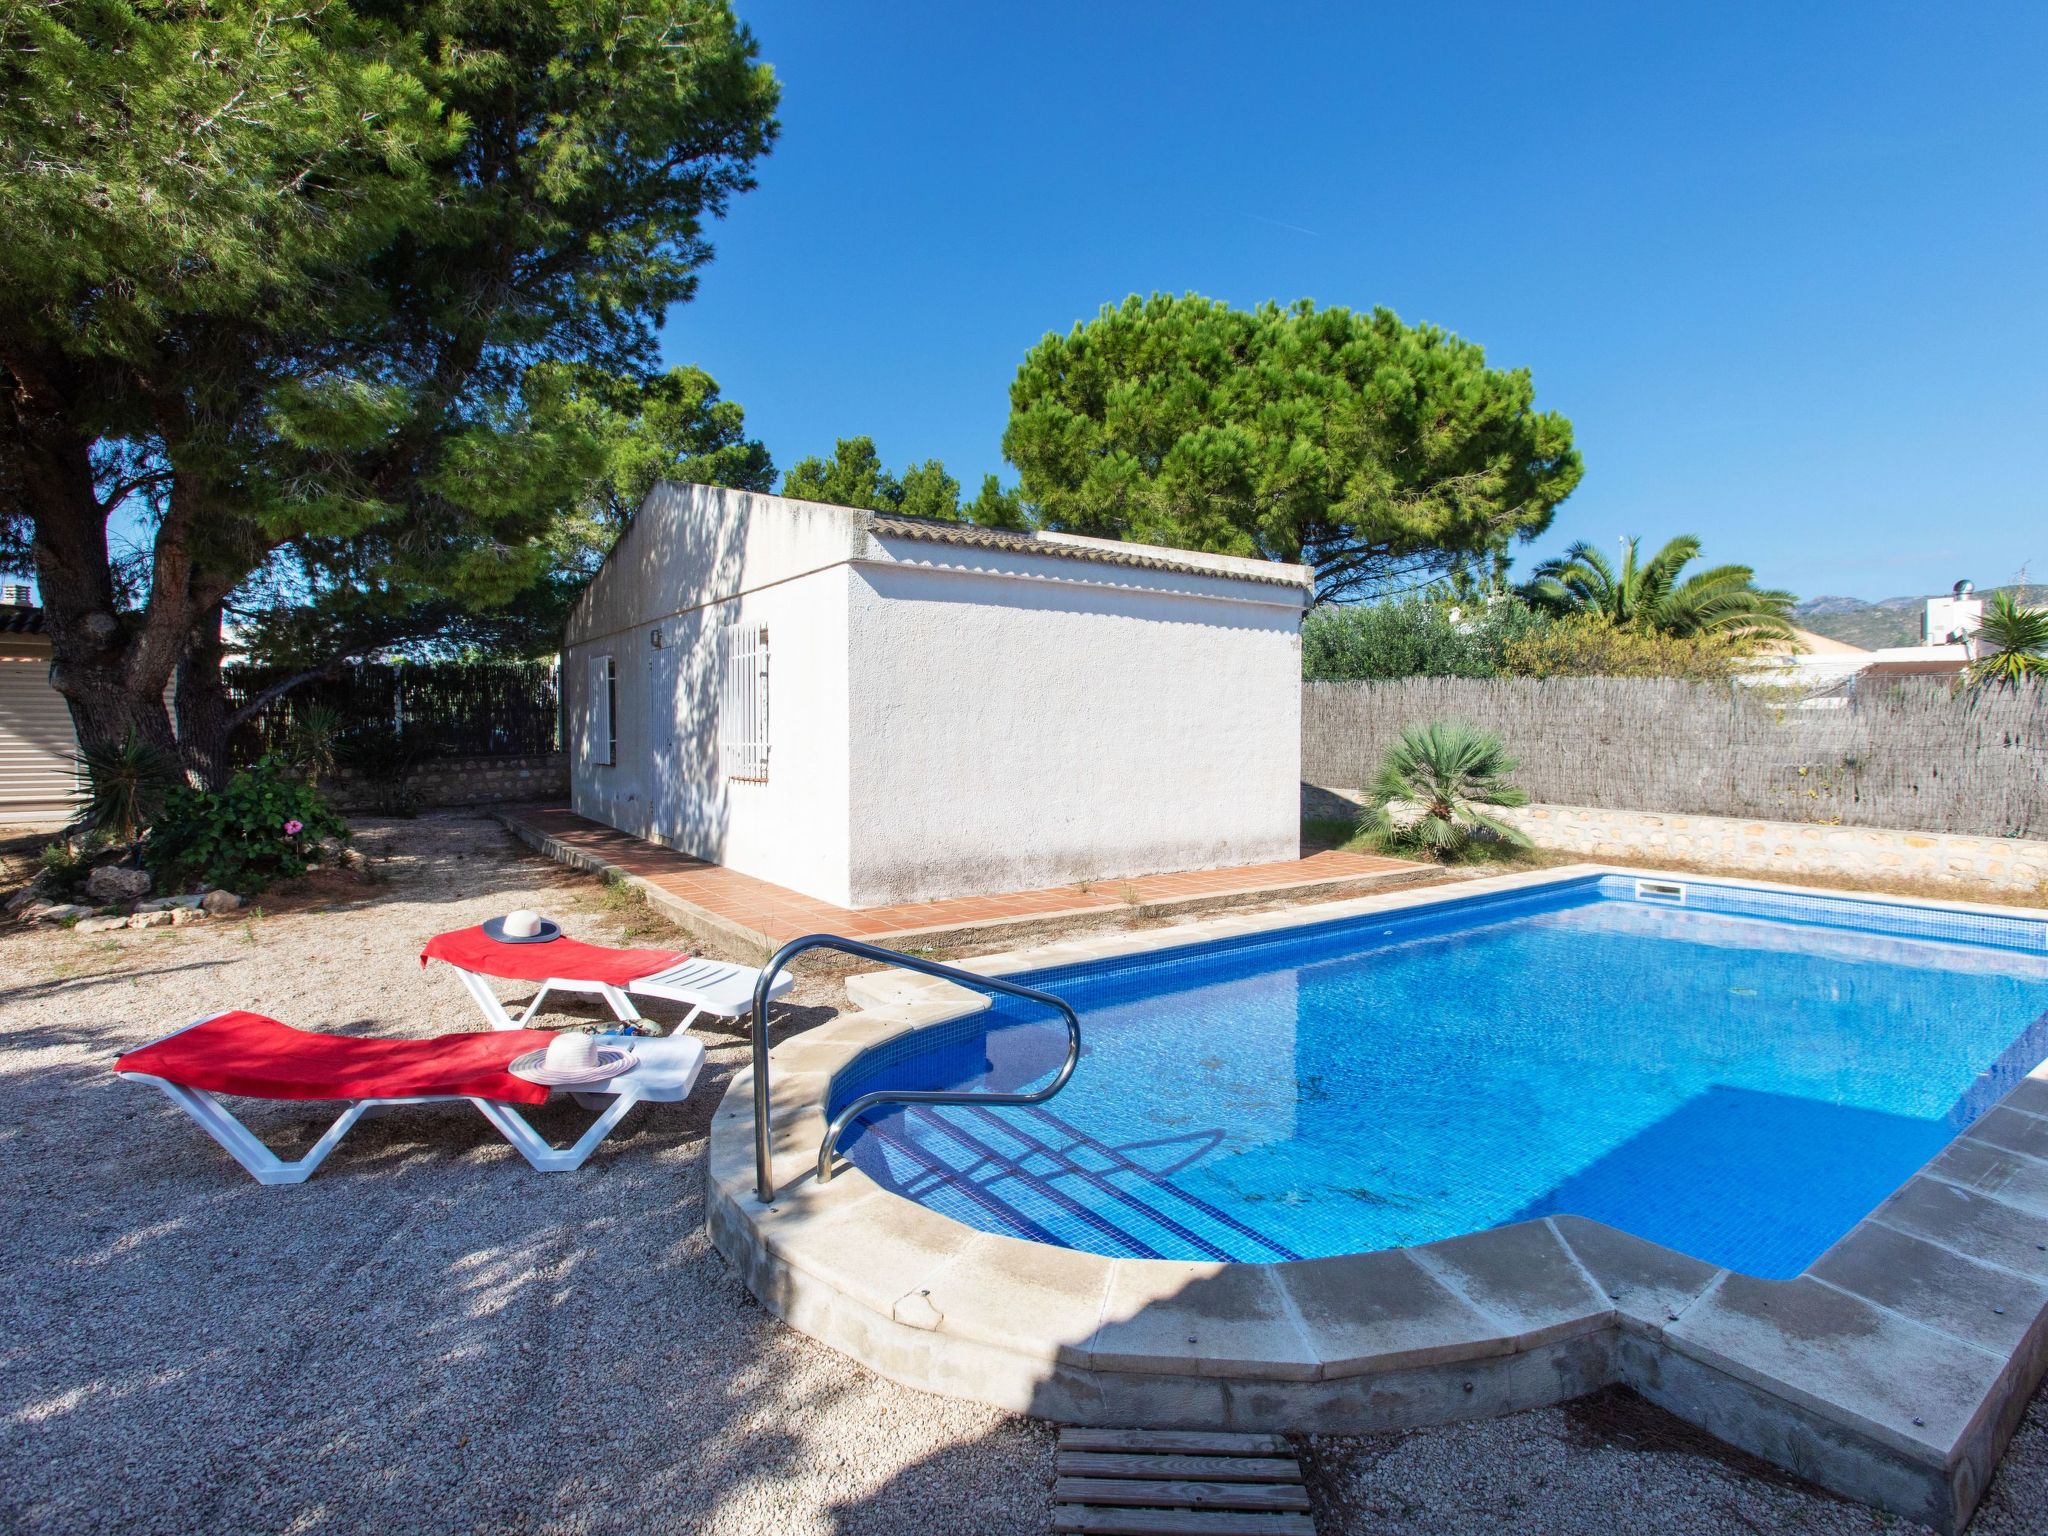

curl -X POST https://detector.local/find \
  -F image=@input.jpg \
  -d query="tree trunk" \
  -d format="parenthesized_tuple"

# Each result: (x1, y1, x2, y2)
(8, 342, 263, 786)
(11, 409, 181, 762)
(174, 602, 235, 789)
(16, 414, 235, 771)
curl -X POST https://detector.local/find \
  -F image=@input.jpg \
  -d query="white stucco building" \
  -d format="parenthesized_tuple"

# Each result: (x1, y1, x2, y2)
(562, 483, 1311, 907)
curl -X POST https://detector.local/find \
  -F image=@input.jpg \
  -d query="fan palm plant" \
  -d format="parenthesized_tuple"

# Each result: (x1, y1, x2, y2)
(1521, 535, 1795, 640)
(1359, 721, 1532, 858)
(1965, 591, 2048, 687)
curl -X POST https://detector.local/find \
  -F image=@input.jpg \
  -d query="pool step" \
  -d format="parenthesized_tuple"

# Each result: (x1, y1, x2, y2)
(871, 1104, 1300, 1263)
(1053, 1428, 1316, 1535)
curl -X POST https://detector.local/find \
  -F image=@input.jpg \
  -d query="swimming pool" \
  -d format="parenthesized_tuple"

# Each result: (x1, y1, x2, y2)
(831, 874, 2048, 1279)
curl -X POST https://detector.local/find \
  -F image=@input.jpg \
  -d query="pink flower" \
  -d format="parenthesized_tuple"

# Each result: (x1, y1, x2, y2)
(283, 819, 304, 836)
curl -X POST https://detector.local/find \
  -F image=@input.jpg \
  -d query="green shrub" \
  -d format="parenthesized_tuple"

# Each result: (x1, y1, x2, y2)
(1498, 614, 1749, 680)
(36, 837, 89, 898)
(1302, 598, 1546, 682)
(146, 757, 351, 895)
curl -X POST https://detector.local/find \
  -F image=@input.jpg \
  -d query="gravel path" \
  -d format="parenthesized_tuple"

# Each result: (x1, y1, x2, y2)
(2, 812, 2041, 1534)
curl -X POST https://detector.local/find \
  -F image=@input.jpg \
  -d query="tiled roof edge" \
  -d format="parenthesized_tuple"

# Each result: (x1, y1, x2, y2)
(863, 513, 1312, 591)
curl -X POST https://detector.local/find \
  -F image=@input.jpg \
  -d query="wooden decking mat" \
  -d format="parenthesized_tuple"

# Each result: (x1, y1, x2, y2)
(1052, 1428, 1317, 1535)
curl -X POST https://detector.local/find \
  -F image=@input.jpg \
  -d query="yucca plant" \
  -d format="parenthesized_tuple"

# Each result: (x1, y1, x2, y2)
(72, 732, 183, 847)
(1965, 591, 2048, 687)
(1359, 721, 1533, 859)
(286, 704, 345, 787)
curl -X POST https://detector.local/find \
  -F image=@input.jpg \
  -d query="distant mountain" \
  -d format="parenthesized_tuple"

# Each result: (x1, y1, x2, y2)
(1790, 585, 2045, 651)
(1791, 595, 1875, 616)
(1791, 594, 1927, 615)
(1795, 606, 1920, 650)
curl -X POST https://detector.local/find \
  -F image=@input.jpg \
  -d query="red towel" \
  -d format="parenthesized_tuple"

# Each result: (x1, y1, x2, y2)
(419, 925, 686, 986)
(115, 1011, 554, 1104)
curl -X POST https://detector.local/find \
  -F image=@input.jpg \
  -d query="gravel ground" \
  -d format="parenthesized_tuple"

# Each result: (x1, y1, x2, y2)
(2, 811, 2042, 1535)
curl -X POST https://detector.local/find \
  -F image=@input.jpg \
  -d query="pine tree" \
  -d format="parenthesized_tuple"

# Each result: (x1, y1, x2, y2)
(1, 0, 779, 778)
(1001, 294, 1582, 602)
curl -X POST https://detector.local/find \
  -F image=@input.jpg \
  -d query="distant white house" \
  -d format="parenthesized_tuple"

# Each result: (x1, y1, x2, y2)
(1742, 627, 1874, 691)
(1863, 581, 2018, 679)
(562, 484, 1312, 908)
(1922, 583, 1984, 648)
(1748, 583, 2039, 693)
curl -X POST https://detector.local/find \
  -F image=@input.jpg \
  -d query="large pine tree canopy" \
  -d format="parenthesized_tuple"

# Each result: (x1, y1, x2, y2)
(1001, 294, 1582, 604)
(0, 0, 778, 775)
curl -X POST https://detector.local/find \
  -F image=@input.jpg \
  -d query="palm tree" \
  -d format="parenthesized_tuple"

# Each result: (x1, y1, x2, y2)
(1521, 535, 1796, 640)
(1965, 591, 2048, 687)
(1360, 721, 1532, 858)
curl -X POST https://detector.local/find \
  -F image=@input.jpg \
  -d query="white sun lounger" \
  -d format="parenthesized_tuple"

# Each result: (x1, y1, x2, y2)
(420, 925, 795, 1033)
(116, 1012, 707, 1185)
(442, 956, 795, 1033)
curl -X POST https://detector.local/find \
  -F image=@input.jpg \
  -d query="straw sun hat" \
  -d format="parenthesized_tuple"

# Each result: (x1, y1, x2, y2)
(483, 908, 562, 944)
(509, 1031, 638, 1087)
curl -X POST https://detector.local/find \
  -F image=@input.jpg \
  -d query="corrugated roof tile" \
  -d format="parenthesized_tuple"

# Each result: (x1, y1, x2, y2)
(863, 514, 1311, 590)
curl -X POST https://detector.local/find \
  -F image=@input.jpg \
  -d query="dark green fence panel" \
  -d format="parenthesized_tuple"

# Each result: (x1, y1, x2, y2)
(223, 662, 561, 764)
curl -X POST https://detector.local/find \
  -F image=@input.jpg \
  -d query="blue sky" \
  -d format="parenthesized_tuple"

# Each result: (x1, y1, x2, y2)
(664, 2, 2047, 602)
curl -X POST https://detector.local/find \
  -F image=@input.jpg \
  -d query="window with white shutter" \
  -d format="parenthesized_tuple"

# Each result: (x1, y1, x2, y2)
(719, 622, 769, 782)
(585, 653, 615, 767)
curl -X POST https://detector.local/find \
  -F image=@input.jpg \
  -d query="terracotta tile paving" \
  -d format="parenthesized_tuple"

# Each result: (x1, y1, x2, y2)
(498, 804, 1429, 948)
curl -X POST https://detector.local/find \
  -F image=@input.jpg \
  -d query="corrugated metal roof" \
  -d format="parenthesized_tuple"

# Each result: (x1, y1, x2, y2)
(864, 514, 1313, 590)
(0, 605, 45, 635)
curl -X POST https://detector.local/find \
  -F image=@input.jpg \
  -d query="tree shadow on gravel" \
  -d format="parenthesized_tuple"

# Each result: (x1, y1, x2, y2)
(0, 958, 238, 1004)
(0, 926, 1072, 1536)
(5, 1097, 781, 1534)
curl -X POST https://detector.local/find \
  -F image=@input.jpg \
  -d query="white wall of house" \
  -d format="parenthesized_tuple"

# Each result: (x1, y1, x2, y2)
(563, 484, 856, 904)
(844, 540, 1304, 906)
(563, 483, 1310, 908)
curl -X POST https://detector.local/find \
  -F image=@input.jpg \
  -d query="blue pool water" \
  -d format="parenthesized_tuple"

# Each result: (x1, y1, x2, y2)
(833, 877, 2048, 1278)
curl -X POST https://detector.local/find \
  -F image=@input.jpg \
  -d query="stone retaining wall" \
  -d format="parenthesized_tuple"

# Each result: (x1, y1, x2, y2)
(327, 752, 566, 811)
(1496, 801, 2048, 895)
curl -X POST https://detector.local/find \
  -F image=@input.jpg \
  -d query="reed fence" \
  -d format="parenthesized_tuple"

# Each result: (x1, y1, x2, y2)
(1303, 676, 2047, 839)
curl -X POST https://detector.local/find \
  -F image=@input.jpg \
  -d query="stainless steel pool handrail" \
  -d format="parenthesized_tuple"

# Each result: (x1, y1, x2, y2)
(747, 933, 1082, 1204)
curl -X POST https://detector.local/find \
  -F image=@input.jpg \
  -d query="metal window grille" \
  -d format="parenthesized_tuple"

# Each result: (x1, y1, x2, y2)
(586, 653, 615, 767)
(720, 623, 769, 782)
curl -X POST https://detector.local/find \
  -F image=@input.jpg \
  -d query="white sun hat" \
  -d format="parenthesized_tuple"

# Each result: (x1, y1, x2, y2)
(508, 1031, 638, 1087)
(483, 908, 562, 944)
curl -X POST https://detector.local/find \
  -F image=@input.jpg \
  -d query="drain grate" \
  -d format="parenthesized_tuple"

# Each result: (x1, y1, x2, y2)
(1053, 1428, 1316, 1535)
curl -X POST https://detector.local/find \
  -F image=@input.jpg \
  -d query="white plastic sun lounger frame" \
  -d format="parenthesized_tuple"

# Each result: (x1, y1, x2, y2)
(450, 957, 794, 1032)
(118, 1014, 705, 1185)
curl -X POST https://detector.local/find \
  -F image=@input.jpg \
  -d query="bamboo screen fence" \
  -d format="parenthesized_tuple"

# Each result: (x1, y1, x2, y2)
(1302, 677, 2047, 839)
